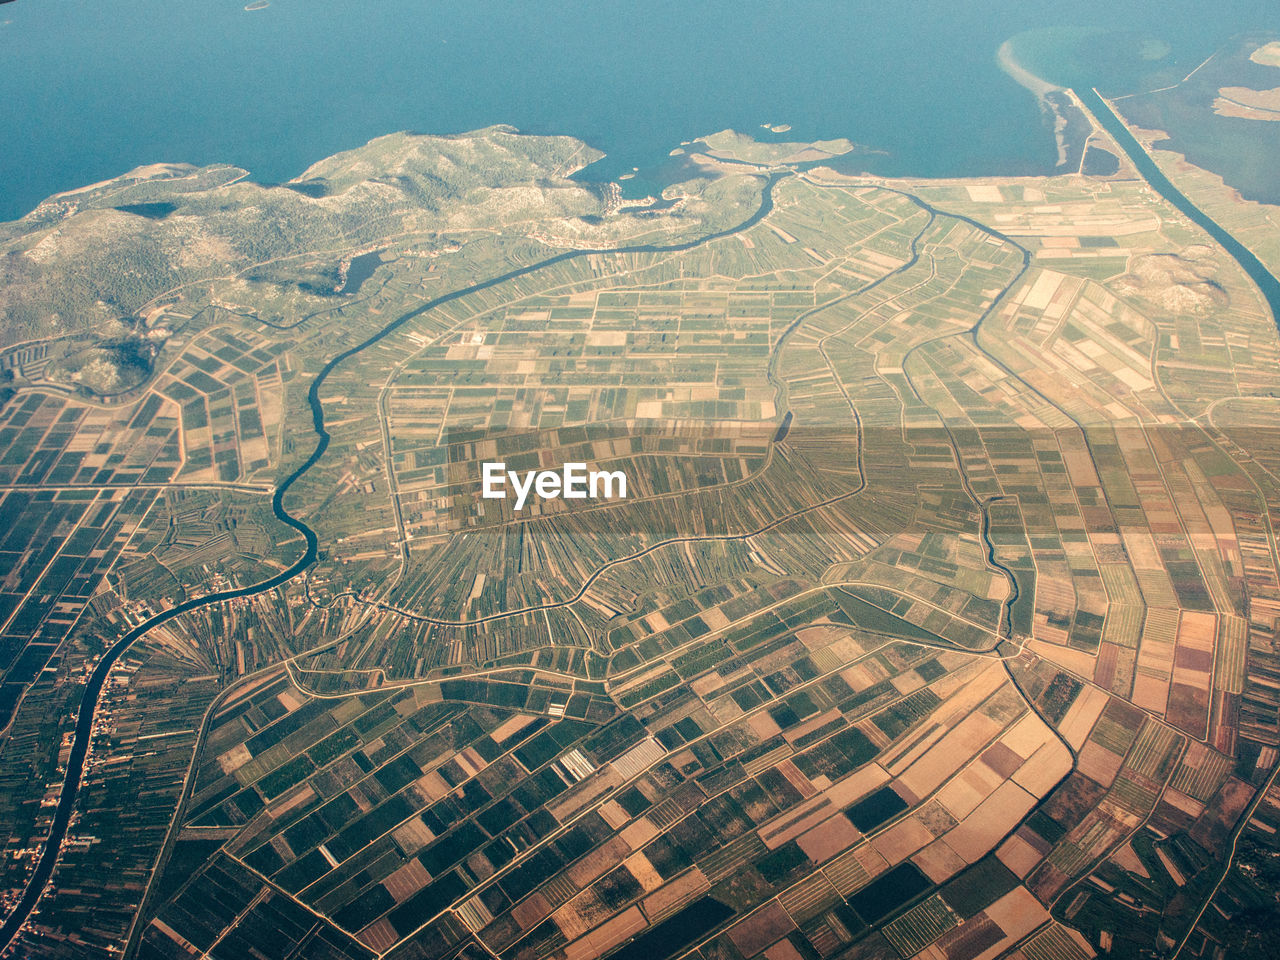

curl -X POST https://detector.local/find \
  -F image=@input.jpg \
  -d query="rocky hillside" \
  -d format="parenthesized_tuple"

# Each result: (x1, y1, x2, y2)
(0, 127, 608, 349)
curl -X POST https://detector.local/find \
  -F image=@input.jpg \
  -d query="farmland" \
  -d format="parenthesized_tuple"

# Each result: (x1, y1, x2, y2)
(0, 118, 1277, 960)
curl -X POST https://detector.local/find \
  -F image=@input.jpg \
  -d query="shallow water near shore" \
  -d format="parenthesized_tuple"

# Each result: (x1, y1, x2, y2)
(0, 0, 1273, 221)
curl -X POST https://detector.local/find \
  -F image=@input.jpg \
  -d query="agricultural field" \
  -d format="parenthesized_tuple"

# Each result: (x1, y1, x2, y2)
(0, 120, 1278, 960)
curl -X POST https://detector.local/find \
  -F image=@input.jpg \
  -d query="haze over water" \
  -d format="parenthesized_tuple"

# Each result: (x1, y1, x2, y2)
(0, 0, 1272, 222)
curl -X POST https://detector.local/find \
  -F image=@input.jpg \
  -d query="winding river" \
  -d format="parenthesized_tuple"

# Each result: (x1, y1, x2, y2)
(4, 100, 1280, 949)
(0, 174, 784, 952)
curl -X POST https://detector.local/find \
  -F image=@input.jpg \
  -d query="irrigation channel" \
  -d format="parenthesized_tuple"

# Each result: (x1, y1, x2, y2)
(1081, 87, 1280, 327)
(0, 173, 785, 951)
(5, 103, 1280, 949)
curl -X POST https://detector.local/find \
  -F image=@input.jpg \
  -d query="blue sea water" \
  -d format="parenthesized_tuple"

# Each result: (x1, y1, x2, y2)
(0, 0, 1273, 222)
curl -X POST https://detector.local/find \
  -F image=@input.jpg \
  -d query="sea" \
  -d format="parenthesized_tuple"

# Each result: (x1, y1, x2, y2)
(0, 0, 1275, 222)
